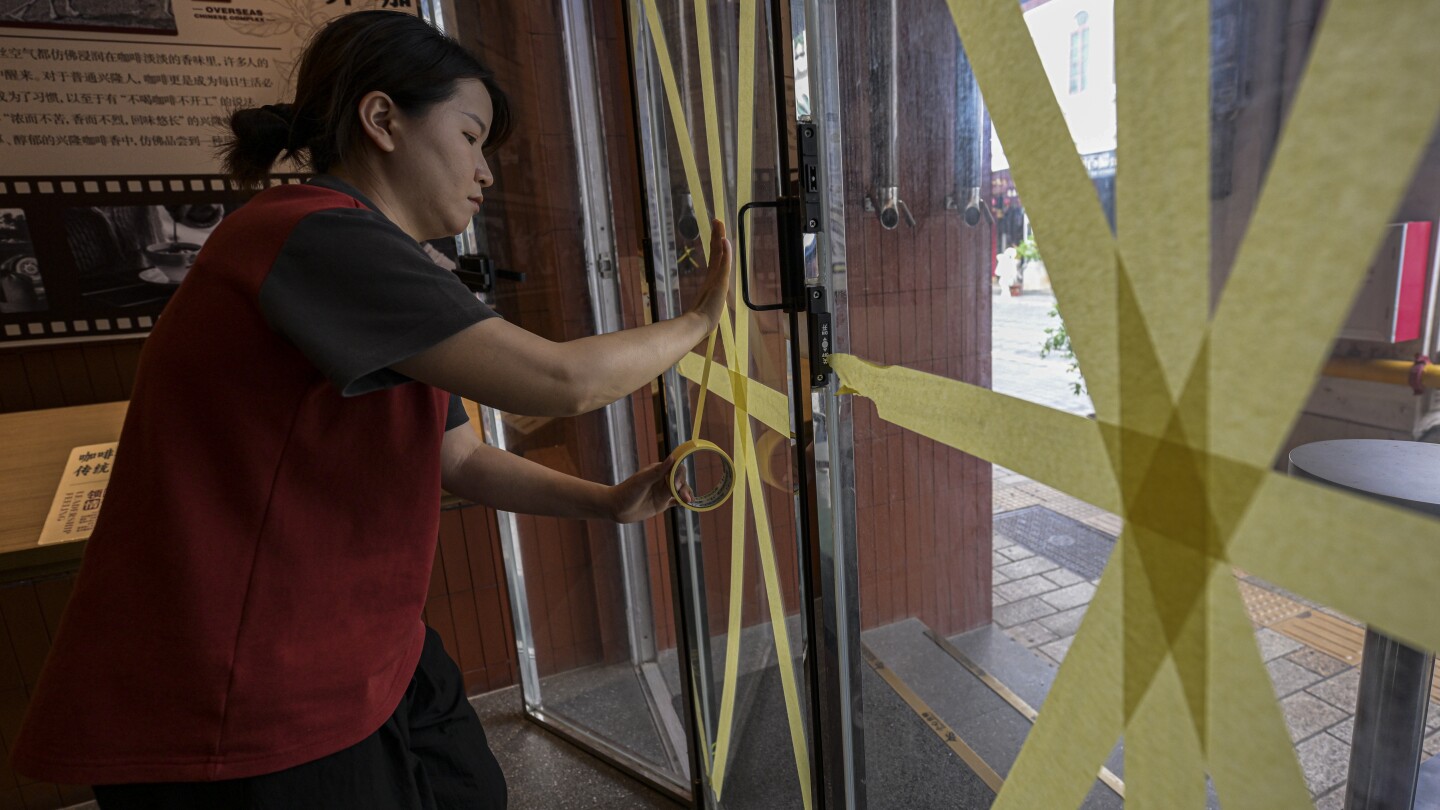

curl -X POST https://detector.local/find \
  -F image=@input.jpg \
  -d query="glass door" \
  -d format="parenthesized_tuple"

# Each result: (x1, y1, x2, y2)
(797, 0, 1440, 808)
(459, 0, 830, 806)
(449, 0, 695, 801)
(624, 0, 828, 807)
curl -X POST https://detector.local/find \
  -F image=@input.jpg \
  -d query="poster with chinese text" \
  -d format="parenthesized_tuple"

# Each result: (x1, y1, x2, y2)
(0, 0, 421, 346)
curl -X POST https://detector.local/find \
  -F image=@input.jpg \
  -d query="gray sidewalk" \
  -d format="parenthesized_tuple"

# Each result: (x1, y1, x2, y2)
(992, 289, 1093, 417)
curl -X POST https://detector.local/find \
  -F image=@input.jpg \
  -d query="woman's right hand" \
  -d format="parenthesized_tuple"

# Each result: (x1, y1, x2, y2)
(687, 219, 732, 331)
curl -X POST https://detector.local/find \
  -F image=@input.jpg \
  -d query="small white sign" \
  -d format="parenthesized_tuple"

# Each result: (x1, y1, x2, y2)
(38, 443, 117, 547)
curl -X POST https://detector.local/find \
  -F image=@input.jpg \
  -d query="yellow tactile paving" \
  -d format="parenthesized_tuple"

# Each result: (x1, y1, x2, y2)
(1271, 612, 1366, 667)
(1238, 577, 1440, 704)
(1237, 580, 1308, 628)
(1082, 515, 1124, 537)
(993, 489, 1044, 514)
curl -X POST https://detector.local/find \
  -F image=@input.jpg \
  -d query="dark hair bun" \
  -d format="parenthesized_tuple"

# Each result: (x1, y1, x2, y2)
(221, 104, 296, 189)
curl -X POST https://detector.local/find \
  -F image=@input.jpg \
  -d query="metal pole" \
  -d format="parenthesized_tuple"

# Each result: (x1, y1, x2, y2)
(1322, 357, 1439, 392)
(1344, 631, 1434, 810)
(875, 0, 901, 230)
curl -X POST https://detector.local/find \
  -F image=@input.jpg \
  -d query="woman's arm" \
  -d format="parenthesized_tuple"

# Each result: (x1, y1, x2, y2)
(393, 222, 731, 418)
(439, 421, 678, 523)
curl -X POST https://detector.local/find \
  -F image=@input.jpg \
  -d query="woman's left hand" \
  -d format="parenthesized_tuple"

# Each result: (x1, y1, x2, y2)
(609, 456, 692, 523)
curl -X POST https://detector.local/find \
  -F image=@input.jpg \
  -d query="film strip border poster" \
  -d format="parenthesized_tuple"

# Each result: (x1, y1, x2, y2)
(0, 0, 421, 347)
(0, 173, 309, 345)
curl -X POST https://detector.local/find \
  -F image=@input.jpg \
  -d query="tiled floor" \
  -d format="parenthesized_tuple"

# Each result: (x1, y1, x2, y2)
(991, 469, 1440, 804)
(60, 688, 676, 810)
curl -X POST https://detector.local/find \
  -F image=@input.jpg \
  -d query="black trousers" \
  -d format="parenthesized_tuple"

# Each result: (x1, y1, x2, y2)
(94, 627, 507, 810)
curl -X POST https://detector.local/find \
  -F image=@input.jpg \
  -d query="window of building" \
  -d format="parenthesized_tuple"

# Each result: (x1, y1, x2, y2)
(1069, 11, 1090, 94)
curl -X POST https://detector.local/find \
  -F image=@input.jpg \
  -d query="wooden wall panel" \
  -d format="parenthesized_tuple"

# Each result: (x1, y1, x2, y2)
(0, 342, 138, 417)
(839, 0, 994, 636)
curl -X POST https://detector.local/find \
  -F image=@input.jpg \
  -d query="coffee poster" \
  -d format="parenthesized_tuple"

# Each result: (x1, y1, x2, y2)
(0, 0, 423, 346)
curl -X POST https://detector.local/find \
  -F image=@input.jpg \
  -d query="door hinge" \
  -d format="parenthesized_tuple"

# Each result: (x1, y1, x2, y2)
(808, 286, 833, 388)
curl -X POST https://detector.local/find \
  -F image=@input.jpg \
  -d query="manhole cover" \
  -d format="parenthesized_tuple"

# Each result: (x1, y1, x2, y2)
(995, 506, 1116, 580)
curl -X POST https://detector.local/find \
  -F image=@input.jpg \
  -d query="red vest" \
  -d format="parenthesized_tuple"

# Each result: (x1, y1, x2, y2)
(12, 185, 449, 783)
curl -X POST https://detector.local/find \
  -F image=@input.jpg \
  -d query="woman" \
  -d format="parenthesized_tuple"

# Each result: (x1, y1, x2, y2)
(10, 10, 730, 809)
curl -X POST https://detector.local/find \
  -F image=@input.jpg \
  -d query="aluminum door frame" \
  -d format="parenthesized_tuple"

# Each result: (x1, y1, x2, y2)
(558, 0, 694, 782)
(622, 1, 720, 801)
(790, 0, 865, 805)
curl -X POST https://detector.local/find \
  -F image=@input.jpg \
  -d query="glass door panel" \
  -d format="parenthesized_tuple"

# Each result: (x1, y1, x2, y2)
(806, 0, 1134, 805)
(803, 0, 1440, 807)
(626, 1, 816, 807)
(461, 0, 691, 799)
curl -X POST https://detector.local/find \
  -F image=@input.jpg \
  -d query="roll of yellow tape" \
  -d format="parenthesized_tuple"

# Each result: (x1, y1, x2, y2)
(670, 438, 735, 512)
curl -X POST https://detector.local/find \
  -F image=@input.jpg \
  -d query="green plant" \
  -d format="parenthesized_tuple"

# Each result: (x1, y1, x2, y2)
(1014, 237, 1041, 264)
(1040, 305, 1086, 396)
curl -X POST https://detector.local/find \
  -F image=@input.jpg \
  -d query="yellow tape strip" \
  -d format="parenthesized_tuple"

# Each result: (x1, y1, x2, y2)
(1204, 563, 1312, 810)
(710, 391, 749, 789)
(1230, 474, 1440, 655)
(678, 350, 791, 439)
(689, 329, 719, 435)
(680, 319, 735, 515)
(831, 354, 1120, 513)
(1114, 0, 1210, 405)
(643, 0, 732, 519)
(1121, 527, 1209, 808)
(693, 0, 728, 232)
(987, 551, 1125, 810)
(707, 227, 813, 804)
(732, 336, 813, 808)
(639, 0, 712, 243)
(638, 0, 722, 774)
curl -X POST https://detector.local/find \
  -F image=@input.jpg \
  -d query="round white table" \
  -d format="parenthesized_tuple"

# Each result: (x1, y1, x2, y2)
(1289, 439, 1440, 810)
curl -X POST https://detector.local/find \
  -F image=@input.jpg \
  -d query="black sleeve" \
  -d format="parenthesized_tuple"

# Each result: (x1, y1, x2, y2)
(445, 394, 470, 431)
(258, 206, 499, 396)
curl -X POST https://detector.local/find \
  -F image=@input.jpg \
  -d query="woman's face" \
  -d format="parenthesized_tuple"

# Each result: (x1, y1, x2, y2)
(385, 79, 496, 240)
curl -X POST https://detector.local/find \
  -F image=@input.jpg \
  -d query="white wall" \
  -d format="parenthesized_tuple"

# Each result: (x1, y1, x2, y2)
(992, 0, 1115, 171)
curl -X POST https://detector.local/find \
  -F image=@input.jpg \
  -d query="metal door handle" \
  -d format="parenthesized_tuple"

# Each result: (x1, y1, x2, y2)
(737, 199, 789, 312)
